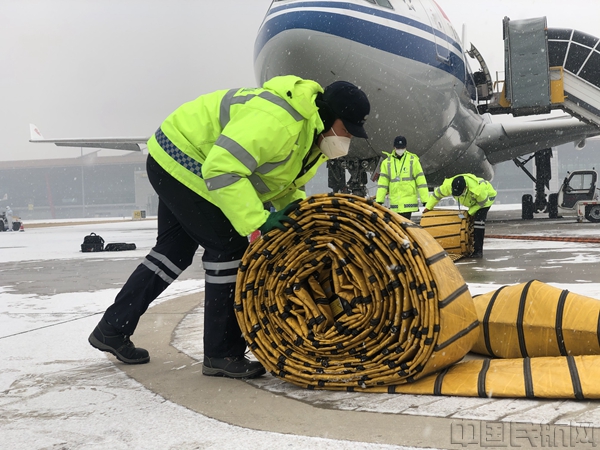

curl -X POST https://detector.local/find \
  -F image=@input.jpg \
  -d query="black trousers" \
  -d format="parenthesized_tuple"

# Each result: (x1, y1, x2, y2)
(102, 155, 249, 358)
(472, 206, 491, 254)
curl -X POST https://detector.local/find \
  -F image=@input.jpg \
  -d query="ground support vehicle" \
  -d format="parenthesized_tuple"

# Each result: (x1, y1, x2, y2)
(545, 170, 600, 222)
(0, 211, 22, 231)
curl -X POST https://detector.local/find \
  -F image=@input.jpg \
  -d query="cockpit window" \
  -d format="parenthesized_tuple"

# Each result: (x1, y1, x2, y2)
(274, 0, 392, 8)
(375, 0, 393, 8)
(364, 0, 393, 7)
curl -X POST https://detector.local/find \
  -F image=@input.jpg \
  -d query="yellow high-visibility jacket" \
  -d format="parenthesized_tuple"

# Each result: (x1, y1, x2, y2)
(375, 151, 429, 213)
(147, 75, 328, 236)
(426, 173, 497, 215)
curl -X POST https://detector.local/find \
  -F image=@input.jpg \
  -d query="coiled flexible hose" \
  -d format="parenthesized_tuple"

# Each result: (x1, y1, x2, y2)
(235, 194, 600, 398)
(235, 193, 478, 392)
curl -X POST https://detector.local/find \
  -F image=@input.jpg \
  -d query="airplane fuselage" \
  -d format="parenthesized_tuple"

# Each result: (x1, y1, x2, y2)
(29, 0, 600, 203)
(254, 0, 494, 185)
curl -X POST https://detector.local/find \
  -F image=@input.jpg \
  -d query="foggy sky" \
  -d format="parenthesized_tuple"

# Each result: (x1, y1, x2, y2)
(1, 0, 599, 162)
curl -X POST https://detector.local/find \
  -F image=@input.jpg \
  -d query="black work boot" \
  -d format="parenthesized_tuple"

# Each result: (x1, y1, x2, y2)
(202, 355, 266, 379)
(88, 319, 150, 364)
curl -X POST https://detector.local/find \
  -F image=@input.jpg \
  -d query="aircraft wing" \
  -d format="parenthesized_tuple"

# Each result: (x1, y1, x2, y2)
(29, 124, 149, 152)
(476, 117, 600, 165)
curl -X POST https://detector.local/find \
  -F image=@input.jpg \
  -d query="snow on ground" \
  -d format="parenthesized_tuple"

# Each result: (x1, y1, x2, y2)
(2, 215, 600, 448)
(0, 221, 422, 450)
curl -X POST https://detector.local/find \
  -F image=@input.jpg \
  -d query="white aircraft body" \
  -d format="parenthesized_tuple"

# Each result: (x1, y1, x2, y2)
(254, 0, 600, 188)
(31, 0, 600, 195)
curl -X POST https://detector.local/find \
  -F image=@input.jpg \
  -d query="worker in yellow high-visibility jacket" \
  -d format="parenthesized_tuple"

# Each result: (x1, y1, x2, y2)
(375, 135, 429, 220)
(88, 76, 370, 378)
(424, 173, 497, 258)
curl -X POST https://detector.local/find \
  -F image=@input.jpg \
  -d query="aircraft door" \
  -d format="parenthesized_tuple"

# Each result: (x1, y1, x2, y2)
(414, 0, 450, 63)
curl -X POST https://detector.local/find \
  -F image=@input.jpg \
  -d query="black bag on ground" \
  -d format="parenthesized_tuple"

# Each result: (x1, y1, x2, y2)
(104, 242, 136, 251)
(81, 233, 105, 252)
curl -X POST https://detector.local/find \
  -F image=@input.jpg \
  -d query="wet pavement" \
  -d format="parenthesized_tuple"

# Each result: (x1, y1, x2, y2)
(3, 210, 600, 449)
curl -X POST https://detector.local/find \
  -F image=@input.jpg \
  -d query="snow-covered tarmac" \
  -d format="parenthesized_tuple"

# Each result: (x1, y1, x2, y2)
(1, 220, 415, 449)
(2, 209, 600, 449)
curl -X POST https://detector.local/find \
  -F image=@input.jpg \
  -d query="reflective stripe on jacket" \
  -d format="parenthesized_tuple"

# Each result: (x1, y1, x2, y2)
(375, 151, 429, 213)
(425, 173, 497, 215)
(147, 75, 327, 236)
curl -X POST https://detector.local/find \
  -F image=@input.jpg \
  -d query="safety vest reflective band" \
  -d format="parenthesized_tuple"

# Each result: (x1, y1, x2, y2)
(215, 134, 257, 172)
(203, 260, 241, 270)
(432, 188, 444, 201)
(205, 139, 295, 194)
(155, 128, 203, 177)
(477, 195, 496, 207)
(219, 89, 305, 128)
(203, 259, 241, 285)
(248, 152, 295, 194)
(205, 274, 238, 284)
(140, 249, 184, 284)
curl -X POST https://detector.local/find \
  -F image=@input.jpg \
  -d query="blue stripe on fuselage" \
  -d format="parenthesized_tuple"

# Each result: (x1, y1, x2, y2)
(266, 1, 462, 52)
(255, 3, 467, 83)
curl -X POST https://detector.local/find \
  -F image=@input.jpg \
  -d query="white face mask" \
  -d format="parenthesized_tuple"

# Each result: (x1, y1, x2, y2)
(395, 149, 405, 157)
(319, 129, 351, 159)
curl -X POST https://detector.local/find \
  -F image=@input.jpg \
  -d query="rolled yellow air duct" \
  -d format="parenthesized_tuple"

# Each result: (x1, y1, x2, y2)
(235, 193, 478, 391)
(419, 209, 473, 260)
(235, 194, 600, 398)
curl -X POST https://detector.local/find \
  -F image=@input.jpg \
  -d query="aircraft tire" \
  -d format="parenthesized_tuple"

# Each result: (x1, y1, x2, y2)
(548, 193, 559, 219)
(521, 194, 534, 220)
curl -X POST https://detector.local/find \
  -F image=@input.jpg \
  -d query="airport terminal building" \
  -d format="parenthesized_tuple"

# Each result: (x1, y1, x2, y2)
(0, 152, 155, 221)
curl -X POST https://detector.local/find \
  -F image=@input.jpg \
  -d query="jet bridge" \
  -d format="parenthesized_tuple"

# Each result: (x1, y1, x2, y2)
(548, 28, 600, 127)
(474, 17, 600, 217)
(478, 17, 600, 128)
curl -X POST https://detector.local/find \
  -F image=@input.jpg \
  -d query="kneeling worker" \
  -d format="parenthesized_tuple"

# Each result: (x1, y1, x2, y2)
(423, 173, 496, 258)
(375, 135, 429, 220)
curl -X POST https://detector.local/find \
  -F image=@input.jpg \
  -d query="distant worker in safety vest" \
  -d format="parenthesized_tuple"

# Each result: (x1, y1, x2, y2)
(423, 173, 497, 258)
(375, 135, 429, 220)
(5, 205, 13, 231)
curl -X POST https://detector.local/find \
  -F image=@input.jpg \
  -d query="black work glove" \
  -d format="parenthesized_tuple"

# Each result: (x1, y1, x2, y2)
(258, 200, 301, 234)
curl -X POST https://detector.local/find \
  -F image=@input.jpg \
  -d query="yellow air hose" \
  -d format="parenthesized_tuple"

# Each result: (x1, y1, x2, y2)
(471, 280, 600, 358)
(419, 209, 474, 260)
(235, 193, 600, 398)
(235, 193, 479, 392)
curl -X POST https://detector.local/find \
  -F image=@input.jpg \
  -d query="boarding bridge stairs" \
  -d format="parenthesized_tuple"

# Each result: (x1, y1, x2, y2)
(478, 18, 600, 129)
